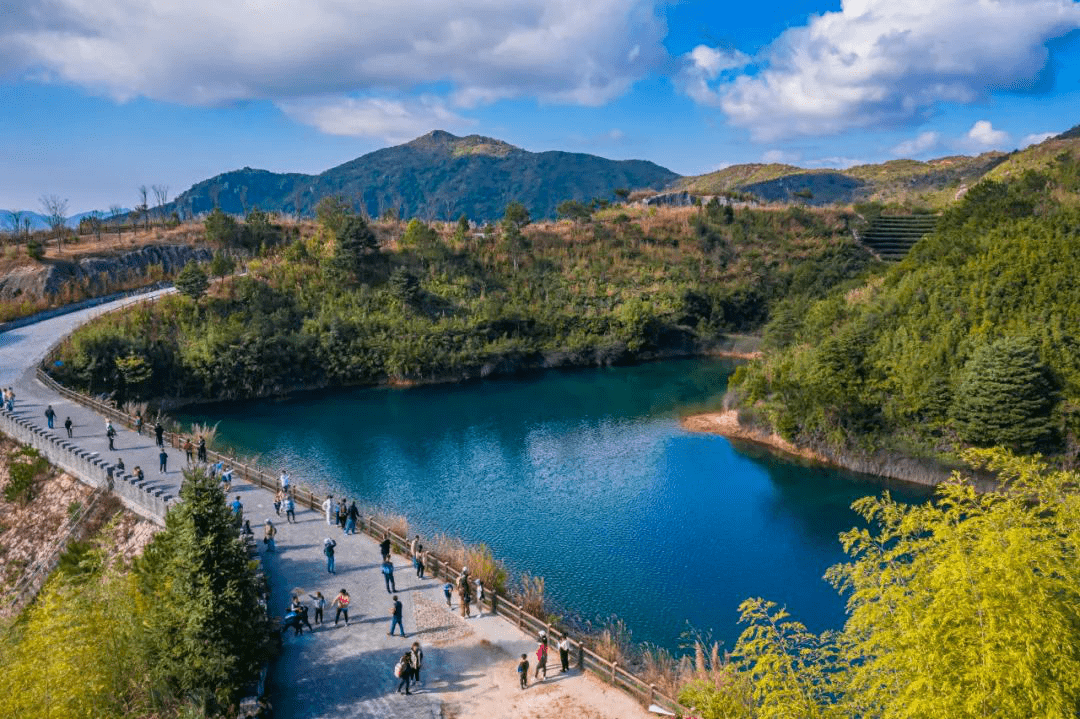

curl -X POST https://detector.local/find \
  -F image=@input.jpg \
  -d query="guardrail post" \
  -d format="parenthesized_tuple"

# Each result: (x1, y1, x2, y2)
(610, 661, 617, 685)
(648, 684, 655, 706)
(491, 593, 498, 615)
(578, 644, 584, 671)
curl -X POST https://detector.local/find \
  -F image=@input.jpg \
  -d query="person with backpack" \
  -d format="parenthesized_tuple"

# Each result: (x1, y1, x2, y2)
(44, 405, 55, 429)
(345, 501, 359, 534)
(134, 412, 143, 435)
(106, 420, 116, 451)
(534, 639, 548, 680)
(379, 535, 392, 562)
(457, 570, 471, 618)
(394, 651, 414, 695)
(231, 495, 243, 522)
(517, 654, 530, 689)
(382, 558, 396, 593)
(324, 538, 337, 574)
(332, 588, 350, 626)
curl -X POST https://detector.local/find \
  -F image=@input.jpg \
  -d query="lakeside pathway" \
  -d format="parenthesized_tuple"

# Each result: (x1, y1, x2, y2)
(0, 296, 655, 719)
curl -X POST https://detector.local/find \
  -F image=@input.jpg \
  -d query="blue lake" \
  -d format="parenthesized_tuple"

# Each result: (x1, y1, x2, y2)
(179, 358, 928, 651)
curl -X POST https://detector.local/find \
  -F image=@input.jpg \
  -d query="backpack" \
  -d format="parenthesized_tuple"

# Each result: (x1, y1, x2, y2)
(394, 661, 404, 678)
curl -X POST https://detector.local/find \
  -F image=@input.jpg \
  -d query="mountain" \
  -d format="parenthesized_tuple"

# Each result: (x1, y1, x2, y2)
(171, 130, 680, 221)
(5, 209, 130, 231)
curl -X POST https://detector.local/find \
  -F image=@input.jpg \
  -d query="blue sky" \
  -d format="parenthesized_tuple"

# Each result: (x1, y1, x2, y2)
(1, 0, 1079, 213)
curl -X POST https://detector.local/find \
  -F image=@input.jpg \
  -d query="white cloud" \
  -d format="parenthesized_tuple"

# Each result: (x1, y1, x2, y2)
(279, 96, 471, 143)
(692, 0, 1080, 141)
(2, 0, 665, 111)
(677, 44, 750, 107)
(1022, 131, 1057, 146)
(762, 149, 801, 164)
(965, 120, 1011, 149)
(892, 131, 943, 157)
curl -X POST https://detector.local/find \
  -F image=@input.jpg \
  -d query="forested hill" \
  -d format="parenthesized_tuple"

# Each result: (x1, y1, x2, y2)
(171, 130, 679, 222)
(729, 147, 1080, 464)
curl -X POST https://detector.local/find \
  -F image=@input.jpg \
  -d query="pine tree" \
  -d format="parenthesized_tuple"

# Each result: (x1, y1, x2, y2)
(950, 336, 1060, 452)
(175, 261, 209, 301)
(331, 214, 378, 279)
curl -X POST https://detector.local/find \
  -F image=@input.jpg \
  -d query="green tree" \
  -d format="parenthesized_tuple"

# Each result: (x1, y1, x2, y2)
(208, 249, 236, 281)
(951, 336, 1060, 452)
(134, 468, 271, 708)
(315, 195, 351, 236)
(556, 199, 592, 223)
(502, 201, 531, 231)
(389, 267, 421, 307)
(331, 214, 378, 279)
(204, 207, 239, 246)
(115, 353, 153, 401)
(175, 261, 209, 301)
(453, 213, 470, 243)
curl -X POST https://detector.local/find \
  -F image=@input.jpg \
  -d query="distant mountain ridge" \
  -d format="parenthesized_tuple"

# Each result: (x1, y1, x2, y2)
(171, 130, 680, 222)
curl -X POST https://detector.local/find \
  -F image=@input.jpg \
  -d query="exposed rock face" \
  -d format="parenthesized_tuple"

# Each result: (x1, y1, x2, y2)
(0, 244, 212, 303)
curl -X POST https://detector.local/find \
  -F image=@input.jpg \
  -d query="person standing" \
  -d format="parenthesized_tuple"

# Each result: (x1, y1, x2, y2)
(324, 538, 337, 574)
(106, 421, 116, 451)
(558, 635, 571, 673)
(410, 642, 424, 685)
(475, 577, 486, 614)
(417, 550, 427, 580)
(323, 495, 334, 525)
(332, 588, 350, 625)
(389, 595, 405, 637)
(134, 412, 143, 436)
(5, 387, 15, 412)
(534, 640, 548, 680)
(309, 591, 326, 625)
(336, 499, 347, 528)
(197, 437, 207, 462)
(395, 652, 414, 695)
(221, 466, 233, 493)
(44, 405, 55, 429)
(284, 494, 296, 524)
(443, 581, 453, 608)
(154, 422, 164, 447)
(263, 519, 277, 553)
(115, 457, 125, 473)
(379, 535, 392, 562)
(64, 416, 73, 438)
(457, 571, 471, 618)
(410, 535, 421, 559)
(183, 438, 194, 464)
(382, 558, 396, 593)
(231, 495, 243, 522)
(158, 448, 168, 473)
(517, 654, 530, 690)
(279, 469, 290, 493)
(345, 501, 359, 535)
(274, 489, 284, 516)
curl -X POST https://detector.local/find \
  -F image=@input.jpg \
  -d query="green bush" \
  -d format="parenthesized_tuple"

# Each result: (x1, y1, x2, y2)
(4, 447, 48, 504)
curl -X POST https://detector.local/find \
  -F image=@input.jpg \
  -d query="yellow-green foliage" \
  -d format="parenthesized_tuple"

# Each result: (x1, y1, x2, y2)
(685, 449, 1080, 718)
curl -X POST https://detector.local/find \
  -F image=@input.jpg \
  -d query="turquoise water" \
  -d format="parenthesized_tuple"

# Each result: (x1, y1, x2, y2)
(179, 359, 928, 651)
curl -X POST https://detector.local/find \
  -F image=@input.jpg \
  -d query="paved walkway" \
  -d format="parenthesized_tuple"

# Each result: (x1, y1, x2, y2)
(0, 294, 656, 719)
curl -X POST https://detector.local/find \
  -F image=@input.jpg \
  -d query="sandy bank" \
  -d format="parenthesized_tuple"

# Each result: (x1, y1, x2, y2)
(681, 410, 829, 464)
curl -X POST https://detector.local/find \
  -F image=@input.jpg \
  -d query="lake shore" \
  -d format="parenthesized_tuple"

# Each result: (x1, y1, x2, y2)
(680, 409, 986, 491)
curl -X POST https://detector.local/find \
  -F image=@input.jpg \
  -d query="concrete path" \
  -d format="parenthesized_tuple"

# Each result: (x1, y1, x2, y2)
(0, 292, 656, 719)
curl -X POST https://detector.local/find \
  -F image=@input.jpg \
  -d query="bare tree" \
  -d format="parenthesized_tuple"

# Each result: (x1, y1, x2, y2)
(5, 210, 24, 251)
(39, 194, 69, 252)
(89, 210, 104, 242)
(108, 204, 124, 239)
(137, 185, 150, 231)
(151, 184, 169, 226)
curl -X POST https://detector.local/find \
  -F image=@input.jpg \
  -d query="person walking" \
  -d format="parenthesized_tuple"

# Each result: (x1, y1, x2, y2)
(154, 422, 164, 447)
(534, 640, 548, 680)
(332, 588, 350, 626)
(443, 581, 453, 608)
(279, 469, 290, 493)
(106, 420, 116, 451)
(410, 534, 421, 559)
(345, 500, 359, 534)
(158, 448, 168, 474)
(380, 535, 392, 562)
(517, 654, 530, 689)
(558, 635, 571, 673)
(336, 499, 347, 529)
(64, 416, 73, 438)
(44, 405, 55, 429)
(395, 652, 414, 695)
(197, 437, 207, 463)
(389, 595, 405, 637)
(284, 494, 296, 524)
(263, 519, 277, 553)
(410, 642, 424, 685)
(324, 538, 337, 574)
(382, 558, 396, 593)
(231, 495, 243, 522)
(274, 489, 284, 516)
(457, 571, 472, 618)
(134, 412, 143, 436)
(183, 438, 194, 464)
(417, 550, 427, 579)
(309, 591, 326, 625)
(323, 495, 334, 525)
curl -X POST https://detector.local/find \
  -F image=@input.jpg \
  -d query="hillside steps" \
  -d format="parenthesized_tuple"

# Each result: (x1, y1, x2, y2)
(858, 215, 939, 261)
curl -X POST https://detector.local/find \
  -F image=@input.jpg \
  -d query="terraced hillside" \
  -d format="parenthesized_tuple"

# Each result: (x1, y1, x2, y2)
(858, 215, 939, 260)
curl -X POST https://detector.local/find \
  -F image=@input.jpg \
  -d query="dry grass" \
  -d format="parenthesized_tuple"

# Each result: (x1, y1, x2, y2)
(515, 573, 547, 617)
(590, 616, 635, 664)
(188, 421, 219, 446)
